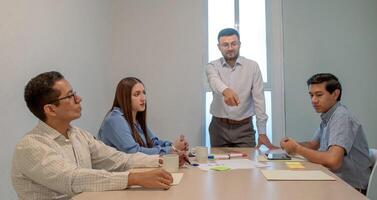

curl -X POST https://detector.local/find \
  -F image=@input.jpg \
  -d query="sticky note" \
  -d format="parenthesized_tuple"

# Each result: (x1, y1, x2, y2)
(210, 166, 231, 171)
(285, 162, 305, 169)
(286, 162, 301, 165)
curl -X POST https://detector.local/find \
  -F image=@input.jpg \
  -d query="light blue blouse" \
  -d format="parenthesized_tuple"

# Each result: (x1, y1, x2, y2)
(98, 107, 172, 155)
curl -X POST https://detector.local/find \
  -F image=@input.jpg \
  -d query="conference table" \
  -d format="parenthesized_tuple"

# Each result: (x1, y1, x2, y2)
(72, 148, 367, 200)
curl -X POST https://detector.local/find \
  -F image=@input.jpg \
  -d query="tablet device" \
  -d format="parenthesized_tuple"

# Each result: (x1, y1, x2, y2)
(266, 153, 291, 160)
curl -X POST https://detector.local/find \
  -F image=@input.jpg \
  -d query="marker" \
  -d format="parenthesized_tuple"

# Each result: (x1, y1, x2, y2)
(191, 163, 199, 166)
(208, 153, 247, 159)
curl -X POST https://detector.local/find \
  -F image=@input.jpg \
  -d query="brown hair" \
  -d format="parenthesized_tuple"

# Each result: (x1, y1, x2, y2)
(111, 77, 152, 147)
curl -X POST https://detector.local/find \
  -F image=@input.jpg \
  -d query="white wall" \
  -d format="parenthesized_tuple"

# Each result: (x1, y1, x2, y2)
(282, 0, 377, 148)
(0, 0, 112, 198)
(0, 0, 206, 199)
(110, 0, 206, 146)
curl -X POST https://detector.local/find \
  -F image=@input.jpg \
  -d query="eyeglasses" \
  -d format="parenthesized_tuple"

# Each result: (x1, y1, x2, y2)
(48, 91, 79, 104)
(219, 41, 240, 49)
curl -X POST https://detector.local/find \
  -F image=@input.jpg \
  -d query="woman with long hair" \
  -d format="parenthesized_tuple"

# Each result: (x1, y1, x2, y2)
(98, 77, 189, 155)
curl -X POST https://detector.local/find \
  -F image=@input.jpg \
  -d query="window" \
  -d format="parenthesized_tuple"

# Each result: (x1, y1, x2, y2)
(205, 0, 281, 147)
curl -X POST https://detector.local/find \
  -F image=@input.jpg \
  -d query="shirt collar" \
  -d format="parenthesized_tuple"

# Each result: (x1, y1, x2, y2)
(220, 56, 242, 68)
(320, 102, 341, 124)
(113, 107, 139, 126)
(36, 120, 74, 140)
(113, 106, 123, 115)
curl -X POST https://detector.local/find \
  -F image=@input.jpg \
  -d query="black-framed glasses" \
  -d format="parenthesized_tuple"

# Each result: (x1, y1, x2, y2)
(48, 91, 79, 104)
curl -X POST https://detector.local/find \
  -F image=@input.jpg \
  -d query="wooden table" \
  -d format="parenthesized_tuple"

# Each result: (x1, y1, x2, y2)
(72, 148, 367, 200)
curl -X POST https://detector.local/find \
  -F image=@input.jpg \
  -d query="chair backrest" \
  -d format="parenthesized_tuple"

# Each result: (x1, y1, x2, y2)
(367, 148, 377, 199)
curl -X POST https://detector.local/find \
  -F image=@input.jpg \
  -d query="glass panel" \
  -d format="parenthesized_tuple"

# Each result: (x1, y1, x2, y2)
(206, 0, 271, 147)
(239, 0, 267, 82)
(205, 91, 272, 147)
(208, 0, 234, 62)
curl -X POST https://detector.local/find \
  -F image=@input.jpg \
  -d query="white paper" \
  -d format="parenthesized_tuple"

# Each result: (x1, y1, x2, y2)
(197, 159, 268, 171)
(171, 173, 184, 185)
(261, 170, 336, 181)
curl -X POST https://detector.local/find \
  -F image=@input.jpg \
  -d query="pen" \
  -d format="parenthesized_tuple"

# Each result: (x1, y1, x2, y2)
(183, 155, 191, 165)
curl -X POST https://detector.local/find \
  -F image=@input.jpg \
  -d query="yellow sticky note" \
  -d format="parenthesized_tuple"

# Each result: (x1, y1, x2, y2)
(287, 164, 305, 169)
(285, 162, 305, 169)
(210, 166, 231, 171)
(286, 162, 301, 165)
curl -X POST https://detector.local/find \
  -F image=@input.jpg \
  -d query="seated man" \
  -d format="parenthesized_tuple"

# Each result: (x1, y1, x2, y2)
(280, 73, 371, 194)
(11, 71, 177, 200)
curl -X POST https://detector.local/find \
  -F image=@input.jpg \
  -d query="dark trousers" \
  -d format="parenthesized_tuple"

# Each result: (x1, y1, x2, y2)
(209, 116, 256, 147)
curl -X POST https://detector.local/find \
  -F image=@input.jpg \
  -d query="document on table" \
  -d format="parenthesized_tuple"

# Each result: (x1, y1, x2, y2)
(261, 170, 336, 181)
(171, 173, 184, 185)
(197, 159, 268, 171)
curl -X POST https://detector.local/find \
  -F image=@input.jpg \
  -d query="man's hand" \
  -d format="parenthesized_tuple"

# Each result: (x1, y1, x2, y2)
(280, 137, 299, 154)
(222, 88, 240, 106)
(257, 134, 278, 149)
(128, 169, 173, 190)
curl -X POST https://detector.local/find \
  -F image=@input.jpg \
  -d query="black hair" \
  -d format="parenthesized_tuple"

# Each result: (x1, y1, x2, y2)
(307, 73, 342, 101)
(217, 28, 240, 42)
(24, 71, 64, 121)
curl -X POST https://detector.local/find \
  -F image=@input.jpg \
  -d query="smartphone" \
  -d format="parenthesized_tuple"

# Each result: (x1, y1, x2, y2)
(266, 153, 291, 160)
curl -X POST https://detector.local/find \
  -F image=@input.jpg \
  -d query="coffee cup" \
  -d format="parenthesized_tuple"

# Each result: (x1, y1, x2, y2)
(162, 154, 179, 172)
(195, 146, 208, 163)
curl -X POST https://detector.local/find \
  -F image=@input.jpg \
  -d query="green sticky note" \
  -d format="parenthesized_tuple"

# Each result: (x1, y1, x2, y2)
(210, 166, 231, 171)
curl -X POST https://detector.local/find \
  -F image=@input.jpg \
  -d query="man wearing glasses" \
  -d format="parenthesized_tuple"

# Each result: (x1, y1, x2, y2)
(11, 71, 173, 200)
(206, 28, 275, 149)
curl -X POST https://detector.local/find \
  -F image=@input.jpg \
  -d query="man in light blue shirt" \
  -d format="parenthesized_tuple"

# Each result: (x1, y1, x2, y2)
(281, 73, 371, 194)
(206, 28, 275, 148)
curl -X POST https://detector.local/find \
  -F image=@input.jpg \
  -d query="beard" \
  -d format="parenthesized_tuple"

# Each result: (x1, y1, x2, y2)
(223, 51, 239, 62)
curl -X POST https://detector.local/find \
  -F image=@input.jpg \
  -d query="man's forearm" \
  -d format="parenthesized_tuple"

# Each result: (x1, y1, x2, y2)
(299, 141, 318, 150)
(295, 145, 343, 171)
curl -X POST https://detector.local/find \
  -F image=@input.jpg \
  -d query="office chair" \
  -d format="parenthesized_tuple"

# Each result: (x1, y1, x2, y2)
(367, 148, 377, 199)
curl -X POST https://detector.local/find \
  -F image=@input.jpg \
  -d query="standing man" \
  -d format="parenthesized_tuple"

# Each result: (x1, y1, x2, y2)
(280, 73, 371, 194)
(12, 71, 176, 200)
(206, 28, 275, 148)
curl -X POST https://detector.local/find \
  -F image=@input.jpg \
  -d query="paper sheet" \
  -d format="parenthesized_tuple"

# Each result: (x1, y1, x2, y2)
(171, 173, 184, 185)
(261, 170, 336, 181)
(197, 159, 268, 171)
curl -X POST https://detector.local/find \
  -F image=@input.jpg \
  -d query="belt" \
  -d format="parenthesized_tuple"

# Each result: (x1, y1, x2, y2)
(214, 116, 251, 125)
(354, 188, 367, 195)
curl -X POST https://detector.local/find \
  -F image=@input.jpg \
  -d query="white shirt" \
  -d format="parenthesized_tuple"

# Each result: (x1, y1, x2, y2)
(206, 56, 268, 134)
(11, 121, 159, 200)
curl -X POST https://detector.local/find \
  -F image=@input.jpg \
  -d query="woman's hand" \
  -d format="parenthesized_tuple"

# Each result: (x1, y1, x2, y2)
(173, 135, 189, 151)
